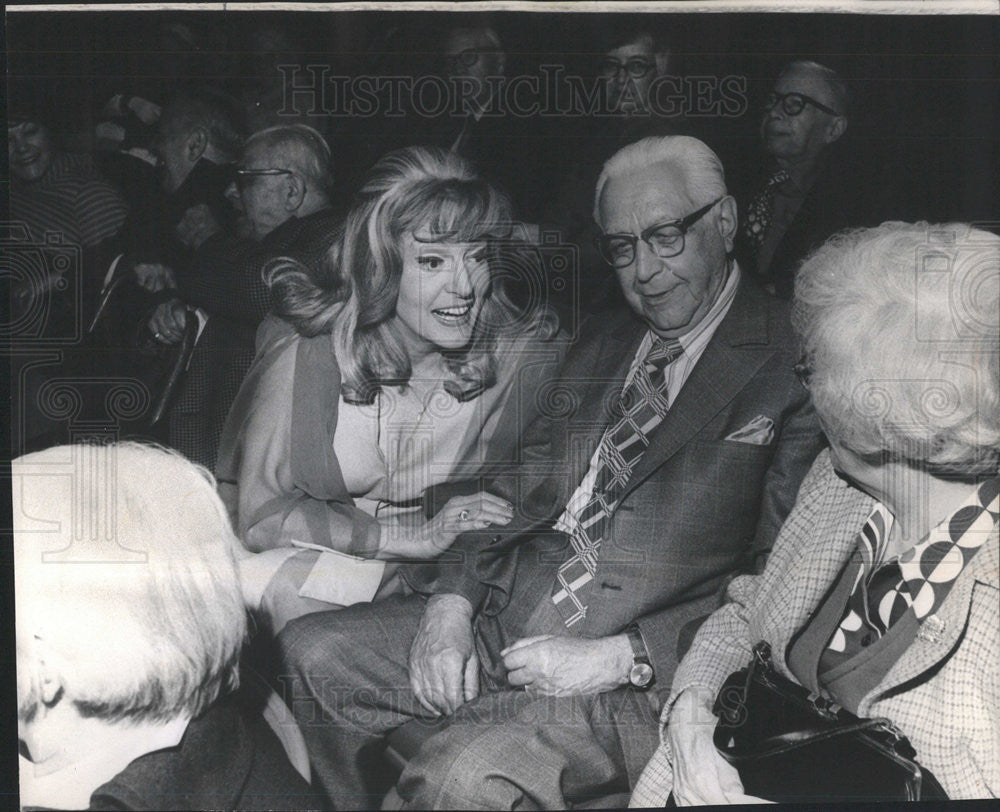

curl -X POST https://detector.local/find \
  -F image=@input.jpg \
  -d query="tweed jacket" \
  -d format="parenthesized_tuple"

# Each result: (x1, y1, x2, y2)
(631, 451, 1000, 804)
(404, 276, 825, 691)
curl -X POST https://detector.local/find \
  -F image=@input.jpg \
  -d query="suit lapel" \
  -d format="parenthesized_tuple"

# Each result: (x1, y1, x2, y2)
(621, 280, 774, 500)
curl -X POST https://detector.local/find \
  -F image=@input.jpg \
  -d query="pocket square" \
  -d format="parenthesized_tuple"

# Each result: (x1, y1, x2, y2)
(725, 415, 775, 445)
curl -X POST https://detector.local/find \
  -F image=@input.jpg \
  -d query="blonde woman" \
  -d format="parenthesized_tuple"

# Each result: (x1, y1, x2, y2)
(217, 146, 562, 634)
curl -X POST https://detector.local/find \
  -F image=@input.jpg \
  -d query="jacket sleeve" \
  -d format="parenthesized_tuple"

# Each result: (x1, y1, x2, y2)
(661, 452, 835, 712)
(749, 367, 826, 572)
(401, 331, 570, 609)
(216, 317, 381, 556)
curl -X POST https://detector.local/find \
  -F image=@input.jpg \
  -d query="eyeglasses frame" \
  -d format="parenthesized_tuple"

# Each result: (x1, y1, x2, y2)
(599, 56, 657, 80)
(764, 90, 842, 118)
(595, 196, 725, 268)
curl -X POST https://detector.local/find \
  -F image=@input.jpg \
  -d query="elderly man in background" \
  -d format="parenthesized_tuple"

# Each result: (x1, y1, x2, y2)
(115, 85, 245, 298)
(147, 123, 340, 470)
(735, 60, 858, 299)
(633, 221, 999, 804)
(278, 135, 823, 809)
(14, 442, 319, 810)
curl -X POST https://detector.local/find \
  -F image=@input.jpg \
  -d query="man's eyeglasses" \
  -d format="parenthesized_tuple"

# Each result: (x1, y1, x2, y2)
(764, 91, 841, 118)
(595, 197, 723, 268)
(234, 167, 294, 190)
(444, 49, 495, 72)
(599, 57, 656, 80)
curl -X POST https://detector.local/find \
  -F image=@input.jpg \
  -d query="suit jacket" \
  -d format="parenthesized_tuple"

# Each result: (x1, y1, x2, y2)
(85, 696, 322, 810)
(632, 451, 999, 803)
(735, 155, 860, 300)
(404, 276, 824, 692)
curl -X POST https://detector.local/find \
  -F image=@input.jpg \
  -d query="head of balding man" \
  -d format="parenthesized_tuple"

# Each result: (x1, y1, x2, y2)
(761, 61, 849, 169)
(231, 125, 331, 241)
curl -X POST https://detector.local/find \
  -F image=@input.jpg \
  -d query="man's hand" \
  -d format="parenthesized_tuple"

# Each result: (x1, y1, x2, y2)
(134, 262, 176, 293)
(409, 594, 478, 717)
(502, 634, 632, 697)
(148, 299, 188, 344)
(668, 688, 772, 805)
(176, 203, 221, 249)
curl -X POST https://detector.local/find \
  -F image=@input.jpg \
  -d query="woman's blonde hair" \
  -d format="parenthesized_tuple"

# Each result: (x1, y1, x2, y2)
(267, 145, 547, 403)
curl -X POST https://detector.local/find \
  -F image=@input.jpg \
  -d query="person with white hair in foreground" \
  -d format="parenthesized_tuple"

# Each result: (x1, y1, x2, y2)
(14, 442, 319, 810)
(632, 222, 1000, 804)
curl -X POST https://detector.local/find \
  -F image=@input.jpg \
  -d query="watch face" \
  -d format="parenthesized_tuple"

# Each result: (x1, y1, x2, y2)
(629, 662, 653, 688)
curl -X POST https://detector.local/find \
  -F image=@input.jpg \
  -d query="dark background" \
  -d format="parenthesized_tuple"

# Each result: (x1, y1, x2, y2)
(6, 9, 1000, 223)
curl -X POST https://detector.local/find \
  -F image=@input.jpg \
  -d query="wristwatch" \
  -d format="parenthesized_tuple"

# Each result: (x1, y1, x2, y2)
(625, 624, 654, 689)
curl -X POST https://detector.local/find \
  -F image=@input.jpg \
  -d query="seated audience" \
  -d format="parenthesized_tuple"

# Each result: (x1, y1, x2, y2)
(216, 145, 563, 635)
(8, 103, 130, 350)
(9, 108, 129, 250)
(115, 85, 245, 299)
(735, 60, 857, 299)
(632, 222, 1000, 804)
(14, 442, 320, 810)
(146, 124, 340, 469)
(274, 135, 823, 808)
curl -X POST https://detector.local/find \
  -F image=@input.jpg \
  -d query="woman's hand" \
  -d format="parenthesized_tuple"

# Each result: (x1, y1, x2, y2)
(669, 688, 772, 805)
(376, 492, 514, 560)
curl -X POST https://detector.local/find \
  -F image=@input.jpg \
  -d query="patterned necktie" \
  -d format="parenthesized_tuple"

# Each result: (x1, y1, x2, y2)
(742, 169, 790, 251)
(551, 337, 684, 627)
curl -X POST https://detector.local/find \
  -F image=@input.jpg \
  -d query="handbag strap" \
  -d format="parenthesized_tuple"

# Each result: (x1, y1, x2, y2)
(714, 716, 887, 762)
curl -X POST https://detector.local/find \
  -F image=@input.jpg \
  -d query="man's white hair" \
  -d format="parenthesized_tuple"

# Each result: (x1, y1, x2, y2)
(593, 135, 728, 226)
(14, 442, 247, 725)
(793, 221, 1000, 473)
(245, 123, 332, 192)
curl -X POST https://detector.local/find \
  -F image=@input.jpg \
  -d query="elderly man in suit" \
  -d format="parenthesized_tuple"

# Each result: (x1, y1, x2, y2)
(278, 135, 824, 809)
(735, 60, 858, 300)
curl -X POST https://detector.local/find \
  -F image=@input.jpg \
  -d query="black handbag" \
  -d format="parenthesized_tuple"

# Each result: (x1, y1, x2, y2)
(711, 641, 948, 803)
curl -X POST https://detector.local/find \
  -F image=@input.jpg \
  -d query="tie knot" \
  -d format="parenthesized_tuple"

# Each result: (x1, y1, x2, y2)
(645, 337, 684, 372)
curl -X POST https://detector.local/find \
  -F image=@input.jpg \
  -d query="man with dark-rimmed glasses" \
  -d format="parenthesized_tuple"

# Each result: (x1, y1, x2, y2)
(147, 123, 339, 469)
(738, 60, 855, 299)
(275, 133, 822, 809)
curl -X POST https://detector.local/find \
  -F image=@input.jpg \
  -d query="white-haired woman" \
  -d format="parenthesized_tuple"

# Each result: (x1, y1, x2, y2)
(632, 222, 1000, 804)
(14, 442, 317, 810)
(217, 145, 561, 634)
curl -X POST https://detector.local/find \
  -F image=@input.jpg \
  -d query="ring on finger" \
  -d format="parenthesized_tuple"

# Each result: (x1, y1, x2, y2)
(459, 509, 470, 521)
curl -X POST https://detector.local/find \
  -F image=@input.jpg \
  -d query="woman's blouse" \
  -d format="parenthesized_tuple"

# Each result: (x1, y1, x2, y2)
(787, 476, 999, 713)
(217, 316, 561, 557)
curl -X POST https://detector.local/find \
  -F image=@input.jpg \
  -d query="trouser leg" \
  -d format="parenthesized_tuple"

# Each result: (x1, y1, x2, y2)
(395, 686, 660, 810)
(276, 593, 438, 810)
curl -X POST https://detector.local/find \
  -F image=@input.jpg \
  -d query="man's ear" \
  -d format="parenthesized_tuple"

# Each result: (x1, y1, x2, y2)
(33, 640, 65, 708)
(185, 126, 209, 162)
(284, 174, 307, 212)
(717, 195, 739, 253)
(824, 116, 848, 145)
